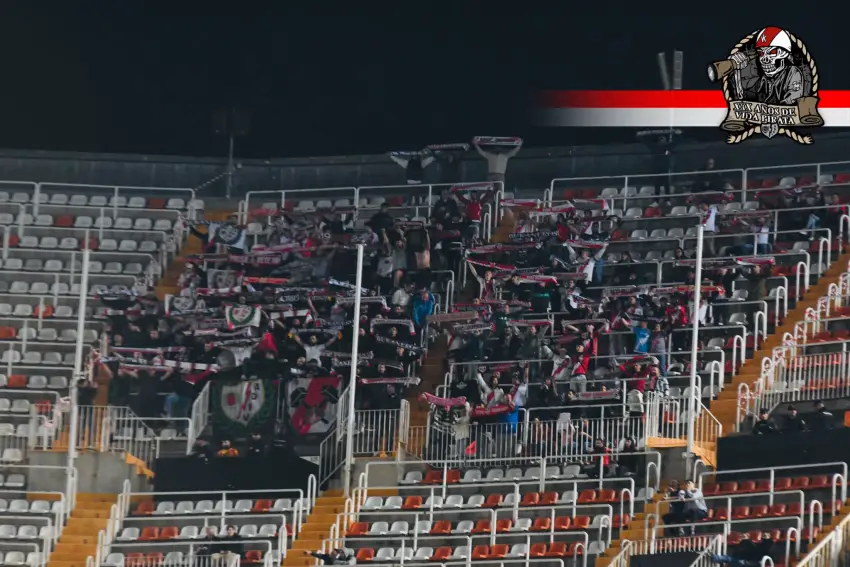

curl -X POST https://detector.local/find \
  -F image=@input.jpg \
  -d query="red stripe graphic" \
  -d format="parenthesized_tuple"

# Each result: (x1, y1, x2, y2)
(539, 90, 850, 109)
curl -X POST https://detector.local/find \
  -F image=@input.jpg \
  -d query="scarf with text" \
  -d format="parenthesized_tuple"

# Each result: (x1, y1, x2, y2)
(466, 243, 538, 255)
(370, 318, 416, 335)
(453, 322, 496, 334)
(359, 376, 420, 386)
(509, 230, 559, 242)
(422, 392, 467, 408)
(375, 335, 423, 353)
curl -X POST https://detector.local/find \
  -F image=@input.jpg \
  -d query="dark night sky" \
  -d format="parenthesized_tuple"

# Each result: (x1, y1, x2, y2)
(0, 3, 844, 159)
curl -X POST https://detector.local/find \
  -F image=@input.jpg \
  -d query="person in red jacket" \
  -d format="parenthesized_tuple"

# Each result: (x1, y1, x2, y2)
(453, 185, 494, 241)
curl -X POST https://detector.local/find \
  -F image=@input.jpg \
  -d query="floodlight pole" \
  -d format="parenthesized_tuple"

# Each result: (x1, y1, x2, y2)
(343, 244, 365, 497)
(67, 245, 91, 501)
(225, 133, 236, 200)
(686, 224, 704, 456)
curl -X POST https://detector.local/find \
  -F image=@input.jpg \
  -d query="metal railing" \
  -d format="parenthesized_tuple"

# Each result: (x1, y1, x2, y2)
(609, 535, 723, 567)
(793, 502, 850, 567)
(189, 381, 211, 451)
(319, 401, 409, 487)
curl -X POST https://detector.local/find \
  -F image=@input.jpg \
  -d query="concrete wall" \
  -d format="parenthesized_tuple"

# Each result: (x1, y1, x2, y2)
(0, 132, 847, 198)
(29, 451, 151, 494)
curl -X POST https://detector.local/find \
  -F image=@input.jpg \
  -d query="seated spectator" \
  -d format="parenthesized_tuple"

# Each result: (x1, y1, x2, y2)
(662, 481, 686, 536)
(680, 480, 709, 531)
(190, 439, 215, 461)
(216, 439, 239, 458)
(246, 432, 267, 459)
(213, 525, 244, 567)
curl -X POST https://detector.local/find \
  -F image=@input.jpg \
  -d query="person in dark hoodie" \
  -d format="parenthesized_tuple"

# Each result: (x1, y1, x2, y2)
(752, 409, 777, 435)
(783, 405, 807, 432)
(711, 532, 773, 567)
(810, 400, 834, 431)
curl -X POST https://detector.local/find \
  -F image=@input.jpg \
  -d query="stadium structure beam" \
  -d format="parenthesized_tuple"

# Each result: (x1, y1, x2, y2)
(343, 244, 365, 496)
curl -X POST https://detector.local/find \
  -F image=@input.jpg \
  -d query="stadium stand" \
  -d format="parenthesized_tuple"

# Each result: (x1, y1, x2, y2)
(4, 149, 850, 567)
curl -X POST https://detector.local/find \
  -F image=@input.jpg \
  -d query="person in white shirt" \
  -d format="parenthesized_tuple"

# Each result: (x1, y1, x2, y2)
(475, 372, 506, 408)
(700, 202, 718, 256)
(473, 138, 522, 183)
(292, 333, 339, 368)
(564, 242, 609, 284)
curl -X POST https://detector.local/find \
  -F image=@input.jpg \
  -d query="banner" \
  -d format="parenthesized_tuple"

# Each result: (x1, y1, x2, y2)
(212, 380, 277, 437)
(287, 376, 341, 435)
(225, 305, 263, 329)
(721, 98, 823, 133)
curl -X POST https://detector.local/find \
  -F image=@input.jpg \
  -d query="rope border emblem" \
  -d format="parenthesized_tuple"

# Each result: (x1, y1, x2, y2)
(721, 30, 818, 144)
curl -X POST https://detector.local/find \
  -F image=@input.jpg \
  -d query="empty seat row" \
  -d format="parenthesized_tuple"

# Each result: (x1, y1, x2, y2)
(361, 489, 620, 512)
(0, 282, 135, 297)
(133, 497, 298, 516)
(0, 258, 150, 274)
(14, 235, 155, 253)
(353, 541, 593, 563)
(0, 423, 50, 438)
(0, 475, 26, 488)
(701, 501, 840, 521)
(0, 350, 81, 366)
(0, 375, 69, 389)
(403, 464, 591, 485)
(0, 192, 193, 210)
(117, 523, 279, 541)
(0, 214, 171, 232)
(703, 475, 834, 495)
(0, 449, 24, 463)
(0, 400, 34, 413)
(0, 523, 44, 539)
(0, 327, 99, 343)
(0, 282, 136, 297)
(0, 552, 43, 566)
(347, 514, 622, 537)
(0, 304, 76, 319)
(0, 499, 59, 514)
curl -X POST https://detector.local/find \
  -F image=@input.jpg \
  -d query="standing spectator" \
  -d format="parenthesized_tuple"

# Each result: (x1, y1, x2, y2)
(633, 320, 651, 354)
(389, 150, 435, 185)
(473, 138, 522, 183)
(784, 405, 807, 432)
(412, 290, 435, 330)
(810, 400, 834, 431)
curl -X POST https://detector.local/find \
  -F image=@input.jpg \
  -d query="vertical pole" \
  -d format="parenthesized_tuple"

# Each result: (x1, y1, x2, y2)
(686, 224, 704, 454)
(343, 244, 365, 497)
(225, 131, 235, 200)
(67, 246, 91, 500)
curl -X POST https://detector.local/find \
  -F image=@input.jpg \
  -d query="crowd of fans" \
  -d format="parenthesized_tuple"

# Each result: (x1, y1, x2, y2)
(83, 147, 849, 469)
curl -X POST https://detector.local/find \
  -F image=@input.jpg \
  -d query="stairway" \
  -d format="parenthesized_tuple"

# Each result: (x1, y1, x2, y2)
(710, 252, 850, 435)
(46, 493, 117, 567)
(47, 409, 155, 479)
(155, 209, 235, 300)
(594, 490, 659, 567)
(283, 489, 396, 567)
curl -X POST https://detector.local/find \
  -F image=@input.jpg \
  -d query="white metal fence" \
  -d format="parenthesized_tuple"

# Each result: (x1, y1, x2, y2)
(609, 535, 723, 567)
(319, 402, 409, 486)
